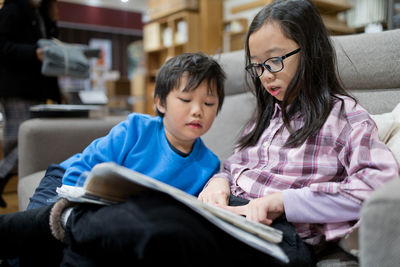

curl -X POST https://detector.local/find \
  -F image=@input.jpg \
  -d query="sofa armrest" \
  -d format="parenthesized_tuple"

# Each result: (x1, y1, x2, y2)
(17, 116, 125, 210)
(17, 170, 45, 211)
(360, 178, 400, 267)
(18, 116, 124, 179)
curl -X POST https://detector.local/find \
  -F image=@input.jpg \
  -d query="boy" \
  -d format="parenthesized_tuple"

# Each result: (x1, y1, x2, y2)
(0, 52, 226, 265)
(60, 51, 224, 194)
(26, 52, 225, 210)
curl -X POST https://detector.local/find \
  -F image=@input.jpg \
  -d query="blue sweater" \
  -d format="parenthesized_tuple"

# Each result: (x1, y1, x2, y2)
(60, 113, 220, 196)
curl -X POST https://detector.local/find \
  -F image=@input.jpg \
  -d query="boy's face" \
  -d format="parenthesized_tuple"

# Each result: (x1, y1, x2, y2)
(155, 75, 219, 154)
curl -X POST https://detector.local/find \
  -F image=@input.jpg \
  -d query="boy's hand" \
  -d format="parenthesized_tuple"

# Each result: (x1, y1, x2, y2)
(217, 192, 284, 225)
(36, 48, 44, 62)
(198, 177, 230, 206)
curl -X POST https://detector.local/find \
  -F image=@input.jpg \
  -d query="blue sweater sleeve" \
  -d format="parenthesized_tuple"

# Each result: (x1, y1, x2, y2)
(61, 114, 139, 185)
(60, 113, 220, 196)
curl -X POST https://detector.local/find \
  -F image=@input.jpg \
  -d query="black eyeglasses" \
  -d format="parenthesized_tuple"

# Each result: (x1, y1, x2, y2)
(245, 48, 301, 78)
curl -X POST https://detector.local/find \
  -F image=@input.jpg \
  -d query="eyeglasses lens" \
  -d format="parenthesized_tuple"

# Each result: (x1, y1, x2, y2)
(247, 58, 283, 77)
(267, 58, 283, 72)
(249, 66, 263, 77)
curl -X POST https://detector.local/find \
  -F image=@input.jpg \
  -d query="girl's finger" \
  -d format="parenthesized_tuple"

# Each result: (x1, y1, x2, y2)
(216, 204, 247, 216)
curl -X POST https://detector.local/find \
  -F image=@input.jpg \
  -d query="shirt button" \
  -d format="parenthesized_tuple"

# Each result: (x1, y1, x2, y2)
(263, 141, 268, 147)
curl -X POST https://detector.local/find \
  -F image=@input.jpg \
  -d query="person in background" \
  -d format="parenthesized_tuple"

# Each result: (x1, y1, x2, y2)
(0, 0, 61, 207)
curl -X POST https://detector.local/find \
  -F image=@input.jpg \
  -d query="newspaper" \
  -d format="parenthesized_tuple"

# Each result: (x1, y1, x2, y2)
(56, 162, 289, 263)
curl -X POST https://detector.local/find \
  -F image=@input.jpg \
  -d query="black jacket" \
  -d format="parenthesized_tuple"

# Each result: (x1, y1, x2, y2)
(0, 0, 60, 102)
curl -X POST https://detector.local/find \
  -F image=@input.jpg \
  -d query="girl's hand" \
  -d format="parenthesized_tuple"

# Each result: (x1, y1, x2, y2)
(198, 177, 230, 206)
(219, 193, 284, 225)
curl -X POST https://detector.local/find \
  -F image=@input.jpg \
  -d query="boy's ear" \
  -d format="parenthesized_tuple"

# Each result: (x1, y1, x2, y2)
(154, 95, 166, 114)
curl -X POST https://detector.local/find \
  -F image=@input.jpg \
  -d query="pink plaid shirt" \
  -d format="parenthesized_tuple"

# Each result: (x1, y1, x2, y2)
(215, 96, 399, 244)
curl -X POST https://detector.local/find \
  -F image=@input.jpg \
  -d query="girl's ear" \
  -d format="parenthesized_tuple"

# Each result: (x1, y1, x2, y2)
(154, 95, 166, 115)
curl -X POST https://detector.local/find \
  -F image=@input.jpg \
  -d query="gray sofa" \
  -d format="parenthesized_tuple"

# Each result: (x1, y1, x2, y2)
(18, 29, 400, 266)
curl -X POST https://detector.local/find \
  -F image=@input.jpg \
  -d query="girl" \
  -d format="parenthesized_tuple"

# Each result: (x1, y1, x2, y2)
(200, 0, 399, 264)
(62, 0, 397, 265)
(1, 1, 398, 266)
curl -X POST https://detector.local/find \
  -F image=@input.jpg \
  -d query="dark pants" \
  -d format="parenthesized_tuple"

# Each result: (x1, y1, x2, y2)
(0, 98, 42, 207)
(0, 204, 64, 267)
(62, 192, 315, 266)
(2, 164, 64, 267)
(4, 165, 315, 266)
(0, 98, 42, 179)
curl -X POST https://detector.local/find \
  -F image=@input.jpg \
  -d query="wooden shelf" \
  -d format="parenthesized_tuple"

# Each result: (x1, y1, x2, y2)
(143, 11, 200, 53)
(229, 0, 355, 36)
(230, 0, 351, 14)
(223, 18, 248, 51)
(147, 0, 199, 21)
(143, 0, 223, 114)
(231, 0, 273, 14)
(321, 14, 356, 35)
(313, 0, 352, 14)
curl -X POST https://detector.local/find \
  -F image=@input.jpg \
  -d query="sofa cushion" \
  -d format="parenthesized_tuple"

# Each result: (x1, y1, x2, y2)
(334, 30, 400, 91)
(370, 102, 400, 163)
(216, 50, 248, 96)
(17, 170, 45, 211)
(202, 92, 255, 165)
(18, 116, 124, 178)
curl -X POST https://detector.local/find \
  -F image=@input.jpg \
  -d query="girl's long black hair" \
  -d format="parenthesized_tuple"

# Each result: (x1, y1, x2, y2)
(237, 0, 356, 150)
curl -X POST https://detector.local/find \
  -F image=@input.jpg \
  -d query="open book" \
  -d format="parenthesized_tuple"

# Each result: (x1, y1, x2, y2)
(56, 162, 289, 263)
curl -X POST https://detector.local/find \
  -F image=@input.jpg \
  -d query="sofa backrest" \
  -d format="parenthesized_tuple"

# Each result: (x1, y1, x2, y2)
(334, 29, 400, 114)
(203, 29, 400, 164)
(18, 116, 125, 178)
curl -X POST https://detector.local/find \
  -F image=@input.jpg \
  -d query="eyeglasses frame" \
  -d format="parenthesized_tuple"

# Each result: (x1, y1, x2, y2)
(245, 48, 301, 78)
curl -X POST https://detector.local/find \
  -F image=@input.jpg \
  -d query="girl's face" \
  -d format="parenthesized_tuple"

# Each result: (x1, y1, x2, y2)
(155, 75, 219, 154)
(248, 22, 300, 101)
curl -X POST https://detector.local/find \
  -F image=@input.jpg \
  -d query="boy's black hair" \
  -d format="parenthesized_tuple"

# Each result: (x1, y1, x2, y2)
(153, 52, 225, 117)
(238, 0, 356, 149)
